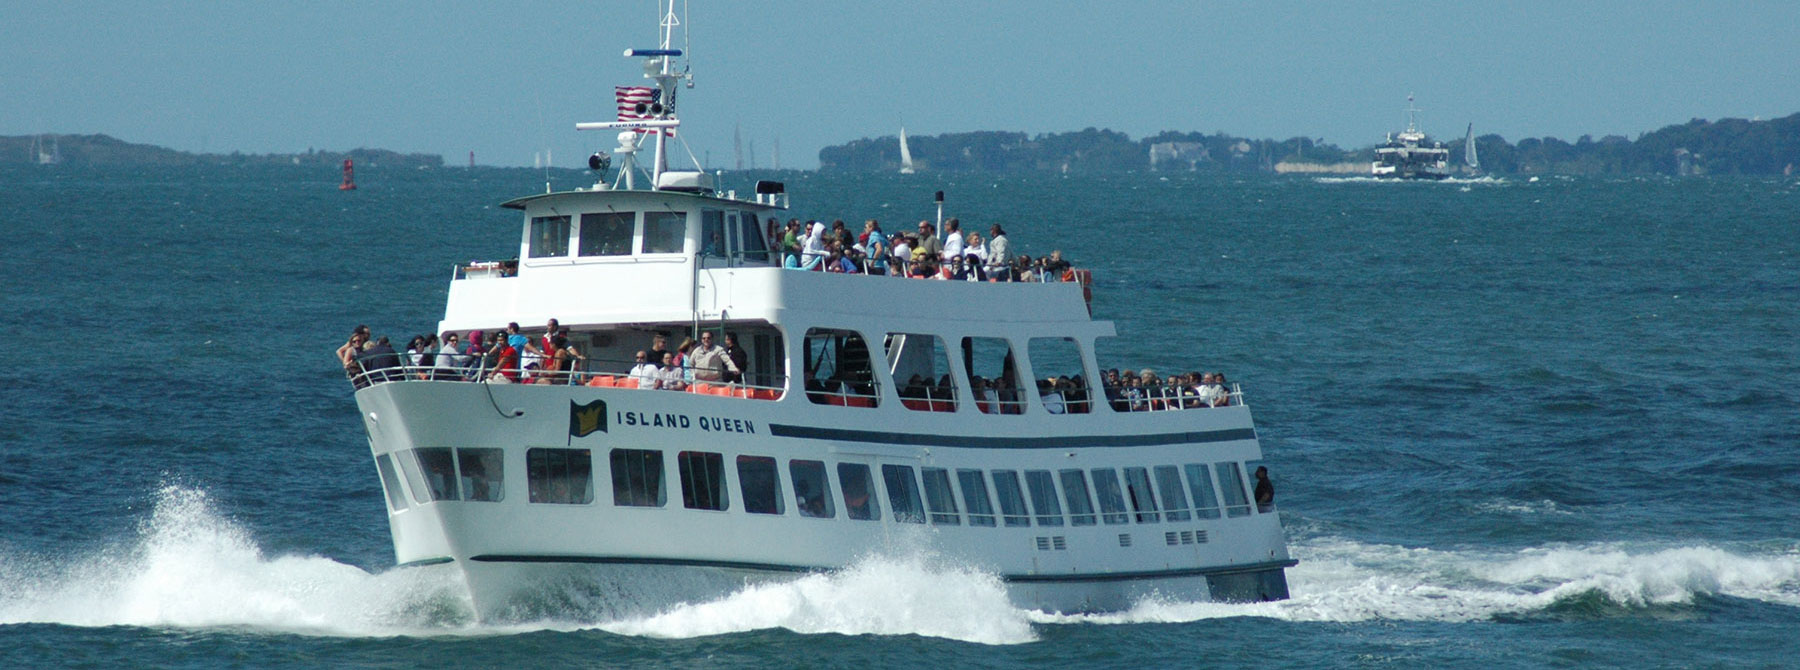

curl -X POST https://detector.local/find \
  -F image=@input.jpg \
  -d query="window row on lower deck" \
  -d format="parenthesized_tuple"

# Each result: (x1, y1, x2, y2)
(376, 446, 1269, 527)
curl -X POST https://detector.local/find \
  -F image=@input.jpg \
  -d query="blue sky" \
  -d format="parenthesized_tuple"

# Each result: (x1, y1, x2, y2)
(6, 1, 1798, 168)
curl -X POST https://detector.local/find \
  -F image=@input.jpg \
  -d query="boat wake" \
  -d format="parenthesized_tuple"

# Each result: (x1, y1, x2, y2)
(2, 486, 1795, 640)
(1313, 175, 1504, 184)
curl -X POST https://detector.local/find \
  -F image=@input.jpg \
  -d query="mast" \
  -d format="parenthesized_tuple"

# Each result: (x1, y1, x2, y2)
(575, 0, 691, 190)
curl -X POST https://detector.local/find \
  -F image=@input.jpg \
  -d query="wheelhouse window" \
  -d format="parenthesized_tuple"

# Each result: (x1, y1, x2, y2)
(1023, 470, 1064, 527)
(374, 454, 407, 512)
(678, 451, 728, 511)
(886, 333, 957, 413)
(1029, 337, 1092, 414)
(962, 337, 1025, 414)
(527, 448, 593, 504)
(736, 211, 771, 263)
(701, 210, 728, 259)
(529, 215, 571, 258)
(990, 470, 1031, 527)
(1090, 468, 1130, 525)
(956, 469, 997, 527)
(838, 463, 879, 520)
(1123, 467, 1160, 523)
(457, 448, 505, 502)
(579, 212, 634, 256)
(790, 460, 835, 518)
(1154, 465, 1191, 521)
(737, 455, 784, 515)
(1184, 463, 1223, 519)
(1058, 469, 1097, 526)
(882, 464, 925, 524)
(921, 468, 962, 525)
(804, 328, 878, 407)
(641, 211, 687, 254)
(609, 448, 665, 507)
(1217, 462, 1252, 517)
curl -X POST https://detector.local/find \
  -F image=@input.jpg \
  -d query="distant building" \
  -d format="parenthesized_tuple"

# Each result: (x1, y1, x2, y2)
(1149, 142, 1209, 171)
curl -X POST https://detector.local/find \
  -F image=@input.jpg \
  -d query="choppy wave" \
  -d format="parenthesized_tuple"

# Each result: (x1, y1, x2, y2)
(2, 487, 1795, 641)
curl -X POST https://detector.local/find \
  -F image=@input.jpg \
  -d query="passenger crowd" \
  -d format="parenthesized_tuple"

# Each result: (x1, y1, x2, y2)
(1100, 368, 1235, 411)
(335, 319, 748, 390)
(772, 217, 1077, 283)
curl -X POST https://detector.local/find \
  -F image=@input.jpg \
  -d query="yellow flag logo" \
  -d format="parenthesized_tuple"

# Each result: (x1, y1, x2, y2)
(569, 399, 607, 438)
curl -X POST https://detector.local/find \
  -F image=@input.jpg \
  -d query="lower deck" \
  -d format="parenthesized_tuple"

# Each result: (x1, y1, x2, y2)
(356, 378, 1292, 610)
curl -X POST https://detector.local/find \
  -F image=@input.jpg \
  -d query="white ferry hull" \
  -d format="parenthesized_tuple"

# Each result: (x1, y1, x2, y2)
(356, 380, 1293, 621)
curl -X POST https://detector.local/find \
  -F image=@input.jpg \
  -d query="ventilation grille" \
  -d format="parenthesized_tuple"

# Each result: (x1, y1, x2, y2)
(1166, 530, 1202, 545)
(1118, 533, 1133, 547)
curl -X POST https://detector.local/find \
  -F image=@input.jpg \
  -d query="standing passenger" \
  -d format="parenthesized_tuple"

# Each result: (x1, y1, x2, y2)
(985, 224, 1013, 281)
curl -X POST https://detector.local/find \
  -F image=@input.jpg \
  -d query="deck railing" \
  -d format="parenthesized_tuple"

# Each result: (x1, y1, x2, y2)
(1102, 383, 1244, 412)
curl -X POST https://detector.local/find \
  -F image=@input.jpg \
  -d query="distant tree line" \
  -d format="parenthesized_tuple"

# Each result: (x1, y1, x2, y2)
(0, 133, 444, 168)
(820, 112, 1800, 176)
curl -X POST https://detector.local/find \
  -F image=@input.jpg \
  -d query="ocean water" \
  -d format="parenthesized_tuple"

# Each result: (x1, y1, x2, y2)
(1, 165, 1796, 668)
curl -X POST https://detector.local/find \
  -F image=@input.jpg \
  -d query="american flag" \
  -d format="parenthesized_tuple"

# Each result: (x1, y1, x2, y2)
(615, 86, 663, 134)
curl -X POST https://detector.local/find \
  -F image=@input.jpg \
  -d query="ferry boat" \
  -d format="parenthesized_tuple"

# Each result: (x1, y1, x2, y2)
(1372, 95, 1450, 180)
(346, 2, 1294, 621)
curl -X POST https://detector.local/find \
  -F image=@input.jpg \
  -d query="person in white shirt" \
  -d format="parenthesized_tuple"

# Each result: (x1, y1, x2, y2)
(941, 218, 964, 260)
(657, 352, 685, 390)
(985, 224, 1013, 281)
(628, 350, 659, 389)
(688, 331, 738, 382)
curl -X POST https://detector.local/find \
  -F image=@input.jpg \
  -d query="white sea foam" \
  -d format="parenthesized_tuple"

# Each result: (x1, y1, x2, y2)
(2, 486, 1795, 639)
(597, 550, 1036, 644)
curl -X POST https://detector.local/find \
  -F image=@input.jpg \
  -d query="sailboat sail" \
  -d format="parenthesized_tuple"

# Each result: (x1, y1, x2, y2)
(1464, 123, 1479, 170)
(899, 127, 915, 174)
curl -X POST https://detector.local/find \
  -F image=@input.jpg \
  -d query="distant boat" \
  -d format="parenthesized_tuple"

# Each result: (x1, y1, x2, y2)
(898, 127, 915, 174)
(1463, 123, 1480, 174)
(1371, 95, 1450, 180)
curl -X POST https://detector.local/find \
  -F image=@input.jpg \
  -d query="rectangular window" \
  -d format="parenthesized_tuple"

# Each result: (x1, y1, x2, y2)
(529, 215, 571, 258)
(1029, 337, 1092, 414)
(527, 448, 593, 504)
(1185, 463, 1222, 519)
(791, 460, 835, 518)
(886, 333, 957, 413)
(991, 470, 1031, 527)
(1024, 470, 1064, 527)
(1058, 469, 1097, 526)
(1154, 465, 1191, 521)
(956, 469, 997, 527)
(921, 468, 962, 525)
(737, 455, 784, 515)
(678, 451, 728, 511)
(701, 210, 728, 259)
(413, 448, 459, 502)
(609, 448, 665, 507)
(805, 328, 879, 407)
(1123, 467, 1161, 523)
(838, 463, 879, 520)
(457, 448, 505, 502)
(1217, 462, 1252, 518)
(641, 211, 687, 254)
(374, 454, 408, 512)
(736, 211, 770, 263)
(1090, 468, 1130, 525)
(963, 337, 1025, 415)
(397, 449, 431, 504)
(578, 211, 633, 256)
(882, 464, 925, 524)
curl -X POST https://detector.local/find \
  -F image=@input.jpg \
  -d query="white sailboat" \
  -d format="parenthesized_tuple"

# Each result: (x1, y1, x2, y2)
(1464, 123, 1480, 174)
(899, 127, 915, 174)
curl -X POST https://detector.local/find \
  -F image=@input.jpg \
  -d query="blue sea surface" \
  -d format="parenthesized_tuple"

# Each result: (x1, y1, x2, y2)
(1, 165, 1796, 668)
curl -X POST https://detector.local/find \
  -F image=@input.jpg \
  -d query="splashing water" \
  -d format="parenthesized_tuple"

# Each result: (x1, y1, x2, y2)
(599, 551, 1037, 645)
(2, 486, 1794, 640)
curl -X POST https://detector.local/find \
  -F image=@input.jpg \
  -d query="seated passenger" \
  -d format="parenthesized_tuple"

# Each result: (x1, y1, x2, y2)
(1042, 250, 1071, 279)
(1040, 378, 1066, 414)
(1014, 255, 1036, 283)
(657, 352, 685, 390)
(629, 350, 659, 389)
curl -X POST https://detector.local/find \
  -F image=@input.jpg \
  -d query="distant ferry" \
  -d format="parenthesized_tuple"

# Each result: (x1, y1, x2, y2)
(1372, 95, 1450, 180)
(344, 0, 1295, 622)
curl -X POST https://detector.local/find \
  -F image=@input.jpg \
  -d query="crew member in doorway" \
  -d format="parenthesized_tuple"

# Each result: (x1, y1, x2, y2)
(1254, 466, 1275, 513)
